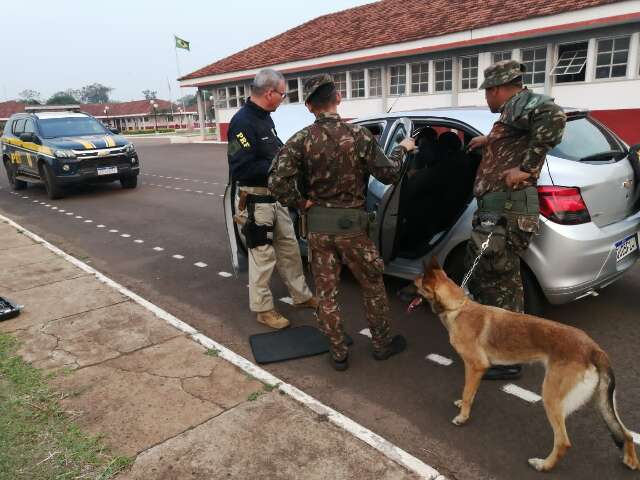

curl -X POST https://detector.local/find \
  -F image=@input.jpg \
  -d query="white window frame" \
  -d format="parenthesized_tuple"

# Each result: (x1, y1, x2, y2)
(350, 70, 365, 98)
(459, 55, 479, 91)
(410, 61, 429, 94)
(227, 86, 238, 108)
(491, 50, 512, 63)
(368, 68, 383, 97)
(520, 46, 547, 86)
(550, 42, 588, 79)
(215, 87, 227, 109)
(389, 64, 407, 96)
(333, 72, 347, 97)
(237, 85, 246, 106)
(286, 78, 300, 103)
(594, 35, 631, 81)
(434, 58, 453, 92)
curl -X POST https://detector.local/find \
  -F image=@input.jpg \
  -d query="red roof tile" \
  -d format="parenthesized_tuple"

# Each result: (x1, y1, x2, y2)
(0, 101, 26, 119)
(81, 99, 177, 116)
(180, 0, 621, 81)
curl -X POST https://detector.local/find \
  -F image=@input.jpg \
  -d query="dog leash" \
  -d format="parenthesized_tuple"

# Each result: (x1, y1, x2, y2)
(460, 232, 493, 291)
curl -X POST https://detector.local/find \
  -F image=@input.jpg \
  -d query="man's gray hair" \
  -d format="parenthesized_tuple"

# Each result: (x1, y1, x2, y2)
(251, 68, 285, 96)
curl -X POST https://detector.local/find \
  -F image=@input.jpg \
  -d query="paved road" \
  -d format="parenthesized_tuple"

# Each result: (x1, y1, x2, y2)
(1, 138, 638, 479)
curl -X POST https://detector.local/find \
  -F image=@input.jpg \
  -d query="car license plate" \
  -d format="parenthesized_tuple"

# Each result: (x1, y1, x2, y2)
(97, 166, 118, 176)
(615, 233, 638, 262)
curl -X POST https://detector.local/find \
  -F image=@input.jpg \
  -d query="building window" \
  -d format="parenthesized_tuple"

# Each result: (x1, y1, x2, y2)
(228, 87, 238, 108)
(238, 85, 246, 106)
(551, 42, 588, 83)
(595, 36, 630, 79)
(460, 56, 478, 90)
(521, 47, 547, 85)
(434, 58, 453, 92)
(492, 51, 512, 63)
(389, 65, 406, 95)
(350, 70, 365, 98)
(215, 88, 227, 109)
(333, 73, 347, 97)
(286, 79, 299, 103)
(410, 62, 429, 93)
(368, 68, 383, 97)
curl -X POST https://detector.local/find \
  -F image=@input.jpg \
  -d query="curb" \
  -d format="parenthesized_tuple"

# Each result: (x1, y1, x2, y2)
(0, 213, 445, 480)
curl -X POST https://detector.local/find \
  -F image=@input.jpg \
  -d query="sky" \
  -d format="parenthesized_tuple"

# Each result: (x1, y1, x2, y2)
(2, 0, 375, 103)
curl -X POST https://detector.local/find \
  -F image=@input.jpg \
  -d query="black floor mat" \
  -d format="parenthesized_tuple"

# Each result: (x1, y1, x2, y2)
(250, 325, 354, 364)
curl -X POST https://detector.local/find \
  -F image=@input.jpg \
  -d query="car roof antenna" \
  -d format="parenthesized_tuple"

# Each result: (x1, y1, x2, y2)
(386, 95, 402, 114)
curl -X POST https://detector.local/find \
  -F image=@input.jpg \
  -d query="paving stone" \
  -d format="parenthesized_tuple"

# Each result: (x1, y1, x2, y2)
(120, 392, 417, 480)
(0, 276, 127, 333)
(0, 244, 59, 269)
(0, 256, 87, 292)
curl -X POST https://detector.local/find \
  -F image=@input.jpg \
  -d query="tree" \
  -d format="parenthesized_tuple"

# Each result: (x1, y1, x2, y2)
(142, 89, 157, 100)
(18, 89, 41, 105)
(46, 89, 80, 105)
(79, 83, 113, 104)
(178, 94, 197, 107)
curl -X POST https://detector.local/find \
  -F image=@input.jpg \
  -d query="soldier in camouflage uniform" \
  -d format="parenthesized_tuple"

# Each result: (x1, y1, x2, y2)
(269, 74, 416, 371)
(467, 60, 567, 380)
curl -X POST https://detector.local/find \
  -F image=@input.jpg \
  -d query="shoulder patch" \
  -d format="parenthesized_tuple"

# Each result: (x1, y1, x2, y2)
(236, 132, 251, 148)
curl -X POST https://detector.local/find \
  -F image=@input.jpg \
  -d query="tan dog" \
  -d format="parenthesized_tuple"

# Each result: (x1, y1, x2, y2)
(410, 257, 639, 472)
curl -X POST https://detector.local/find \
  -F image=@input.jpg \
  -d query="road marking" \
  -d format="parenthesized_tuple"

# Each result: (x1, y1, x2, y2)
(120, 234, 131, 238)
(196, 190, 203, 194)
(207, 192, 214, 195)
(109, 229, 118, 233)
(174, 187, 182, 190)
(194, 262, 208, 268)
(502, 384, 541, 404)
(279, 297, 294, 305)
(218, 271, 233, 278)
(84, 220, 93, 223)
(75, 216, 83, 219)
(219, 194, 224, 197)
(134, 239, 144, 243)
(632, 431, 640, 445)
(426, 353, 453, 366)
(172, 254, 184, 259)
(65, 212, 74, 216)
(51, 206, 58, 210)
(44, 204, 50, 207)
(153, 247, 164, 251)
(32, 200, 39, 203)
(185, 189, 192, 192)
(97, 225, 105, 228)
(359, 328, 372, 338)
(0, 214, 444, 479)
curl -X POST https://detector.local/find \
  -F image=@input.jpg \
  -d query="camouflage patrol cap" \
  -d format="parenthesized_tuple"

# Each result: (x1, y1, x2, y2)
(480, 60, 527, 89)
(303, 74, 335, 103)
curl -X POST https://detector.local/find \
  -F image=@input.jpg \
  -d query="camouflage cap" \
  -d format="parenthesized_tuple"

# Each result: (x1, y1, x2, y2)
(303, 74, 335, 103)
(479, 60, 526, 89)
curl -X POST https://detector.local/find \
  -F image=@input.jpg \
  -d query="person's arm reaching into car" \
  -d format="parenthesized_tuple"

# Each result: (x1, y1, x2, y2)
(360, 128, 415, 184)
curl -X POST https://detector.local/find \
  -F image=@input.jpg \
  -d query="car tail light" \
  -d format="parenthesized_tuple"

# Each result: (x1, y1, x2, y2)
(538, 186, 591, 225)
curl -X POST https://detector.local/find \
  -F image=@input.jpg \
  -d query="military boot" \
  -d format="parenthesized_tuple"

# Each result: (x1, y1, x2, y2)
(294, 296, 320, 309)
(257, 310, 290, 329)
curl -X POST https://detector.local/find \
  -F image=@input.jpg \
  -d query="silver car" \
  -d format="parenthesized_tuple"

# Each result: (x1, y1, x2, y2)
(224, 107, 640, 313)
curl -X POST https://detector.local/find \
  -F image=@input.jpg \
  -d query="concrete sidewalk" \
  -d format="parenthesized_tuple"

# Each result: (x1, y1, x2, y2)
(0, 218, 441, 479)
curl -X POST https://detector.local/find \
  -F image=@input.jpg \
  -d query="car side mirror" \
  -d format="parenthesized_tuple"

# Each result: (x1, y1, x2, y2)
(109, 128, 120, 134)
(19, 132, 38, 143)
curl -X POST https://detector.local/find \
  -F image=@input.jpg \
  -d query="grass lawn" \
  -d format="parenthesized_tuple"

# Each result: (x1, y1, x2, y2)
(0, 334, 132, 479)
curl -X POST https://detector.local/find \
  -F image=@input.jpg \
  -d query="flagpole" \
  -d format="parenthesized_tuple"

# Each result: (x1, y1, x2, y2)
(173, 35, 187, 114)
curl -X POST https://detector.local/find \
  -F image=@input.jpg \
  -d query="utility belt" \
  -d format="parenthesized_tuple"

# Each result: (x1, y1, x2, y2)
(477, 187, 539, 215)
(236, 188, 276, 249)
(306, 206, 371, 235)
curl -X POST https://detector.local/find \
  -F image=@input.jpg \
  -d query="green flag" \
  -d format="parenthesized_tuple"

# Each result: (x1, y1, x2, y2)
(175, 35, 190, 51)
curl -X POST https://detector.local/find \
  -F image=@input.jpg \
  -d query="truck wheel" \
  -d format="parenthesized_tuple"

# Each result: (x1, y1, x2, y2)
(40, 164, 65, 199)
(4, 159, 27, 190)
(120, 176, 138, 189)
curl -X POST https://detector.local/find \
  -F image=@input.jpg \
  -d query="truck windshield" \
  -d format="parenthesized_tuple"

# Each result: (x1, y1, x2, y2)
(549, 116, 624, 162)
(38, 117, 108, 138)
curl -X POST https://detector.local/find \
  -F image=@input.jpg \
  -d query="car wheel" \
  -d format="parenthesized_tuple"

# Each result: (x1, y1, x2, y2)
(40, 163, 64, 200)
(4, 159, 27, 190)
(522, 263, 546, 317)
(120, 176, 138, 189)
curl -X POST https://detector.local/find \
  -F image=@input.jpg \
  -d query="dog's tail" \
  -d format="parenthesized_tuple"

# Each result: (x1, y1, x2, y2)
(593, 349, 639, 470)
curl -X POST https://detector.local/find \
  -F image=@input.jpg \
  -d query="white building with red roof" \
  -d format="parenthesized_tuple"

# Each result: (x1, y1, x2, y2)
(178, 0, 640, 144)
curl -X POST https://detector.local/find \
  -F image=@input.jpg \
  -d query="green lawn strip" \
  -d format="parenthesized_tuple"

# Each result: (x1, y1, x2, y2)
(0, 334, 133, 479)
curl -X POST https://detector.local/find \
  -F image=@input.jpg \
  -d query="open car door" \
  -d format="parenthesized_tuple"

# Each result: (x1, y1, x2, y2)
(223, 181, 248, 276)
(374, 117, 413, 263)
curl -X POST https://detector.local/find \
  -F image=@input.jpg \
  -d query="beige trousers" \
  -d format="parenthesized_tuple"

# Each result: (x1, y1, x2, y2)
(238, 188, 312, 312)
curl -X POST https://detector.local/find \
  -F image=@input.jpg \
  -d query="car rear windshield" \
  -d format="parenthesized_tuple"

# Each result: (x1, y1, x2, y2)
(549, 116, 626, 162)
(38, 117, 108, 139)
